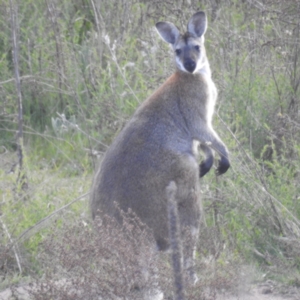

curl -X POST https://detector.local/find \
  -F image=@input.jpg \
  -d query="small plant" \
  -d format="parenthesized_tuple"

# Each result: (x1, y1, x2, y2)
(51, 113, 78, 137)
(30, 210, 166, 300)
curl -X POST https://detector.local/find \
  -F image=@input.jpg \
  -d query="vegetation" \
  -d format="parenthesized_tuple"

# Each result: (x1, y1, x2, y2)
(1, 0, 300, 298)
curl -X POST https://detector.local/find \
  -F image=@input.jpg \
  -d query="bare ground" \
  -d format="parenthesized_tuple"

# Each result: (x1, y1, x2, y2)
(0, 282, 299, 300)
(217, 284, 299, 300)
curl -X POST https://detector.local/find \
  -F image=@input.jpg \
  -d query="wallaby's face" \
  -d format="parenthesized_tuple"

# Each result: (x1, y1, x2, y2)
(156, 12, 208, 74)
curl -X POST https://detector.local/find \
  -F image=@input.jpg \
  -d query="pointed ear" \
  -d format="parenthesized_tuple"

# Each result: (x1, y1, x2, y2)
(155, 21, 180, 45)
(187, 11, 207, 38)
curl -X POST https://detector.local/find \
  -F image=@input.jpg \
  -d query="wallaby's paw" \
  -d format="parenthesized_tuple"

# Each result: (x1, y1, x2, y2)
(199, 155, 214, 178)
(199, 162, 210, 177)
(216, 157, 230, 176)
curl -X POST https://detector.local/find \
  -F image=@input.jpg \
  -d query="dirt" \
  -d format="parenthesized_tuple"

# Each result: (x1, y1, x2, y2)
(217, 281, 299, 300)
(218, 286, 297, 300)
(0, 283, 299, 300)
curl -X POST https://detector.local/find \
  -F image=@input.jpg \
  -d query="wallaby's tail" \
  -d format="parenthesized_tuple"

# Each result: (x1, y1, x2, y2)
(166, 181, 185, 300)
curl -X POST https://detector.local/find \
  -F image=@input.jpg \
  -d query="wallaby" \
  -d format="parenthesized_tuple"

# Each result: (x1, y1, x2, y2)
(91, 11, 230, 288)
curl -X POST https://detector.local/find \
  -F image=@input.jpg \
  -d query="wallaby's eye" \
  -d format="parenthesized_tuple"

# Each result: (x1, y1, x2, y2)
(194, 45, 200, 51)
(175, 49, 181, 55)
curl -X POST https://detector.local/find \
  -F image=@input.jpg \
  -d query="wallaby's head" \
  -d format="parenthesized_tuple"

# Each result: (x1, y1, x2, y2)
(156, 12, 208, 74)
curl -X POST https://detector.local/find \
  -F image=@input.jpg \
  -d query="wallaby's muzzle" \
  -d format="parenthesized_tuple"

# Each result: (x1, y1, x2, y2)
(184, 58, 196, 73)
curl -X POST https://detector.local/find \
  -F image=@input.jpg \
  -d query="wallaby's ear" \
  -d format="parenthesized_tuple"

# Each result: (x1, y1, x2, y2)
(155, 21, 180, 45)
(187, 11, 207, 38)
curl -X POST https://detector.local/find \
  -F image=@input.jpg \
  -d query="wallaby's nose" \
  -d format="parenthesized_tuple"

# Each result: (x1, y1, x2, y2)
(184, 59, 196, 73)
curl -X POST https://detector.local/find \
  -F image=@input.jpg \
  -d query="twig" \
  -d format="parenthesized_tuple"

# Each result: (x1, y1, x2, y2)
(0, 75, 34, 85)
(0, 217, 22, 274)
(167, 181, 185, 300)
(9, 0, 27, 189)
(45, 0, 65, 111)
(90, 0, 104, 59)
(90, 0, 140, 103)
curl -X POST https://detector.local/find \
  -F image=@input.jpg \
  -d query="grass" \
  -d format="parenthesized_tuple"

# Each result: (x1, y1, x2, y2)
(0, 151, 91, 279)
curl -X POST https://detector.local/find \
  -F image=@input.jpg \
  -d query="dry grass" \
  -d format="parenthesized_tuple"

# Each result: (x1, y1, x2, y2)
(26, 209, 242, 300)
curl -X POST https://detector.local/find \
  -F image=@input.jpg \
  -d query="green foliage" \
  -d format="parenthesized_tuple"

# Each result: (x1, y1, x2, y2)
(0, 162, 91, 275)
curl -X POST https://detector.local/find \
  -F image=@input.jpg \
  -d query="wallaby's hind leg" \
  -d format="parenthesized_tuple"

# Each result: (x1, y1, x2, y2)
(173, 155, 201, 284)
(182, 225, 199, 284)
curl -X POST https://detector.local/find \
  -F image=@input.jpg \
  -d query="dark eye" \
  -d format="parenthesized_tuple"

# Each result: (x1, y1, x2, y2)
(194, 45, 200, 51)
(175, 49, 181, 55)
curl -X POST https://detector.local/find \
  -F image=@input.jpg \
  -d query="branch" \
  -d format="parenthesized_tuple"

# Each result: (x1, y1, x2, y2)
(9, 0, 27, 189)
(0, 218, 23, 274)
(7, 192, 91, 251)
